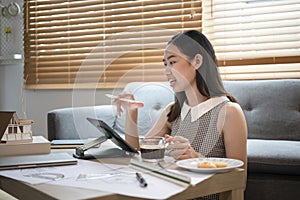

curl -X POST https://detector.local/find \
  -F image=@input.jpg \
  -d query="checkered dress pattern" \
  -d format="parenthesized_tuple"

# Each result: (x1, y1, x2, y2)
(171, 101, 228, 200)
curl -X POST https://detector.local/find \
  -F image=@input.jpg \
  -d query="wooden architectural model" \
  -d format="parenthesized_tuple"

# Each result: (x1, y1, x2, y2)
(0, 111, 34, 144)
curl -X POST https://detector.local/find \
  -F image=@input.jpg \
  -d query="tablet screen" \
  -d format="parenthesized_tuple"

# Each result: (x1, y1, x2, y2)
(87, 117, 138, 154)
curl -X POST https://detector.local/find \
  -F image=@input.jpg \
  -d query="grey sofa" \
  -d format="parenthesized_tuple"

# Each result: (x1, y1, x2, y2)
(47, 79, 300, 200)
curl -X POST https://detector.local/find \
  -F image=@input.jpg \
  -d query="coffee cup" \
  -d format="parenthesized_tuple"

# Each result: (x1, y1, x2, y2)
(139, 136, 165, 162)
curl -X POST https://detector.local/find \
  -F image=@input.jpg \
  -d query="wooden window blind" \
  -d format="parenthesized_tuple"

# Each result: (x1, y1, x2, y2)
(202, 0, 300, 80)
(24, 0, 202, 89)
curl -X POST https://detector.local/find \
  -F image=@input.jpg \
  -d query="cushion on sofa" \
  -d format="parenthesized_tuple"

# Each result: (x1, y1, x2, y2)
(48, 105, 116, 140)
(247, 139, 300, 175)
(113, 82, 174, 135)
(224, 79, 300, 141)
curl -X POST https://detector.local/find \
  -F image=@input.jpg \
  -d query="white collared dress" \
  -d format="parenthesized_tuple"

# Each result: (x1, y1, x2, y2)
(170, 96, 229, 200)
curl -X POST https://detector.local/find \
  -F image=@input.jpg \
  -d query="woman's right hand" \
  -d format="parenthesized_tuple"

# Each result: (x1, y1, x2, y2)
(112, 93, 144, 117)
(165, 135, 204, 160)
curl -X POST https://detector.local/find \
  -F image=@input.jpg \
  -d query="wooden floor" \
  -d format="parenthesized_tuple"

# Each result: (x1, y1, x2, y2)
(0, 190, 17, 200)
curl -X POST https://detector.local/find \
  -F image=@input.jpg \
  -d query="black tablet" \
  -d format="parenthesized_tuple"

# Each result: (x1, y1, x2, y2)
(86, 117, 138, 154)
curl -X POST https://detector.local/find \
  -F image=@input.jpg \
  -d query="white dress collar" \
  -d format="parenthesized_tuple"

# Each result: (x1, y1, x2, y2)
(181, 96, 228, 122)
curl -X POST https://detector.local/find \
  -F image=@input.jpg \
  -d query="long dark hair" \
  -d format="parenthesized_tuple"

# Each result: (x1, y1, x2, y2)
(167, 30, 236, 122)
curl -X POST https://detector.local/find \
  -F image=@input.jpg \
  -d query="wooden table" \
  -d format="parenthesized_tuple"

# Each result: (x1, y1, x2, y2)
(0, 149, 245, 200)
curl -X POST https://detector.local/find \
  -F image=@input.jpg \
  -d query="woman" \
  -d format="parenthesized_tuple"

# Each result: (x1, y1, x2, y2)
(114, 30, 247, 200)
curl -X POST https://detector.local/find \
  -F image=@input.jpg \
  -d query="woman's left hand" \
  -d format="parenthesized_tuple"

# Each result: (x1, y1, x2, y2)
(165, 135, 203, 160)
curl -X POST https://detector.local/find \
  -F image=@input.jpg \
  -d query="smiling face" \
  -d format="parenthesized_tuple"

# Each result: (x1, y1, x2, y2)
(163, 44, 197, 93)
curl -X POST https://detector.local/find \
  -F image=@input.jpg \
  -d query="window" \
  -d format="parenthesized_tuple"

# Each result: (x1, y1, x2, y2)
(24, 0, 202, 89)
(203, 0, 300, 79)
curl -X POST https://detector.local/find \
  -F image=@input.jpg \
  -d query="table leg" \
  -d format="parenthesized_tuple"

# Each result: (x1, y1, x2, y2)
(219, 188, 244, 200)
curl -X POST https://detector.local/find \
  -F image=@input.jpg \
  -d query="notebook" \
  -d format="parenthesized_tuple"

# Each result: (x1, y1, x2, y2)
(0, 152, 77, 170)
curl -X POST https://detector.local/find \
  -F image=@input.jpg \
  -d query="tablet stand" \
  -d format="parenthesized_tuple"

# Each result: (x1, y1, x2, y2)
(73, 136, 135, 159)
(74, 136, 107, 159)
(74, 118, 139, 159)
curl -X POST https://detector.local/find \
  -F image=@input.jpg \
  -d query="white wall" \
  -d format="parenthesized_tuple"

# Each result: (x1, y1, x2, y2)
(0, 63, 117, 138)
(0, 64, 23, 116)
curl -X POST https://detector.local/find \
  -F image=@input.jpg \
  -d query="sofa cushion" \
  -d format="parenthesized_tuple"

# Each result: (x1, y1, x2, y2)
(113, 82, 174, 135)
(247, 139, 300, 175)
(224, 79, 300, 141)
(48, 105, 116, 140)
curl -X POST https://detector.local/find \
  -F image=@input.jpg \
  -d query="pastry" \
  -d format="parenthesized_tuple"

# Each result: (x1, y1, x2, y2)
(214, 161, 228, 168)
(197, 161, 217, 168)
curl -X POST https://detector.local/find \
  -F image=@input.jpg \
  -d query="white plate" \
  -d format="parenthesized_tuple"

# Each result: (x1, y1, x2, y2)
(176, 157, 244, 173)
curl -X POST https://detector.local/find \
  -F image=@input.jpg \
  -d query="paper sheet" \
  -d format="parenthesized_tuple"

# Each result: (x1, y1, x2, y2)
(0, 159, 214, 199)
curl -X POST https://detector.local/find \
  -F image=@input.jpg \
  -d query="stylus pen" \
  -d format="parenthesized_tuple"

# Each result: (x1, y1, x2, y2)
(136, 172, 148, 187)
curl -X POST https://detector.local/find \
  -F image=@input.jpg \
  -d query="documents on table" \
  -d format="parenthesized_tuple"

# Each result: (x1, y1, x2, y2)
(0, 158, 214, 199)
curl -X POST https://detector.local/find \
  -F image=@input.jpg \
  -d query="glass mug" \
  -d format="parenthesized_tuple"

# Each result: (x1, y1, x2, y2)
(139, 136, 166, 162)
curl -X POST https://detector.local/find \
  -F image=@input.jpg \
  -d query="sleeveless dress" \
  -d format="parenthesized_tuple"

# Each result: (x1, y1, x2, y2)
(170, 96, 229, 200)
